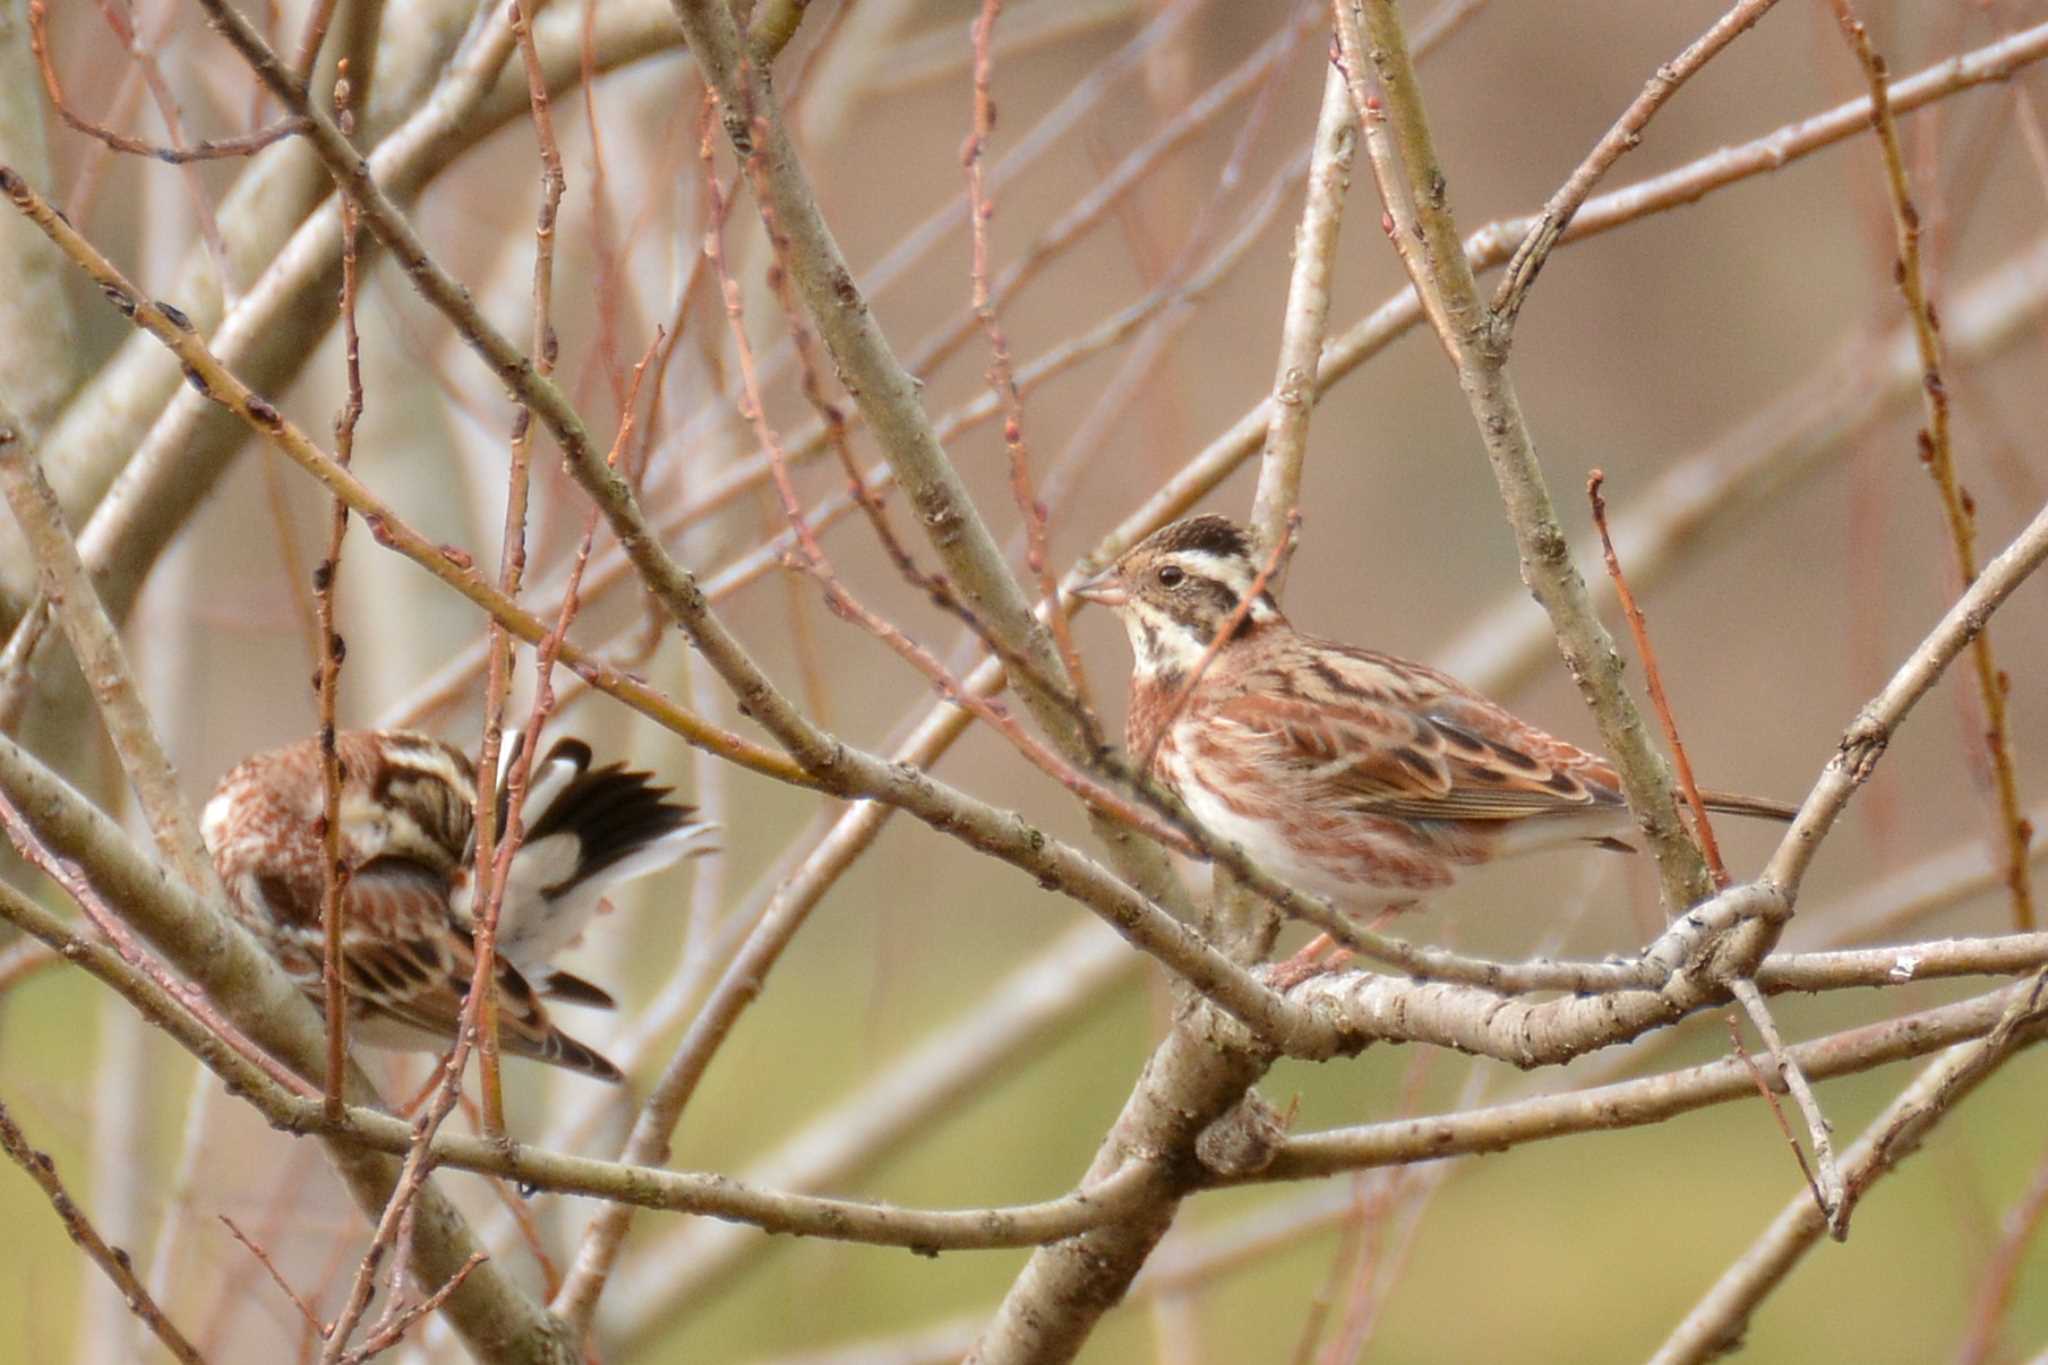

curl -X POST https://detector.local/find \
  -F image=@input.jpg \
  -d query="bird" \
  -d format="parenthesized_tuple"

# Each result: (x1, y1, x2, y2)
(1073, 514, 1793, 921)
(202, 729, 718, 1082)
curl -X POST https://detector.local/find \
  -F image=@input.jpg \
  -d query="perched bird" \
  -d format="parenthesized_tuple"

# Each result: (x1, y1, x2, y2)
(202, 730, 717, 1082)
(1074, 515, 1792, 916)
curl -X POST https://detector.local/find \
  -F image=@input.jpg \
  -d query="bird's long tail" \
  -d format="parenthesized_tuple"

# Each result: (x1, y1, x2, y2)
(1695, 788, 1800, 822)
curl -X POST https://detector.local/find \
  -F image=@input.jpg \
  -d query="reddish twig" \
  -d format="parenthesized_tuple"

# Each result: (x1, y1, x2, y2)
(347, 1253, 487, 1363)
(1828, 0, 2035, 934)
(380, 128, 1315, 737)
(698, 126, 1196, 854)
(1725, 1013, 1826, 1216)
(701, 104, 1105, 751)
(480, 1169, 564, 1300)
(223, 1216, 486, 1365)
(28, 0, 303, 164)
(314, 60, 366, 1122)
(220, 1215, 327, 1337)
(462, 0, 573, 1146)
(1587, 470, 1726, 885)
(1318, 1173, 1405, 1365)
(368, 1197, 421, 1363)
(966, 0, 1103, 747)
(406, 351, 656, 1295)
(1288, 1175, 1371, 1365)
(323, 9, 578, 1343)
(0, 161, 812, 788)
(575, 0, 635, 416)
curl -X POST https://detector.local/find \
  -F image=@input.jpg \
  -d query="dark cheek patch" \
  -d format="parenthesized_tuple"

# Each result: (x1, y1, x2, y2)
(1165, 580, 1242, 639)
(1201, 579, 1239, 625)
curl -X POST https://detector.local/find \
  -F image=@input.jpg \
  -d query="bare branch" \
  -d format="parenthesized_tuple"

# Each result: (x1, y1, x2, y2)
(0, 1100, 206, 1365)
(1343, 0, 1712, 909)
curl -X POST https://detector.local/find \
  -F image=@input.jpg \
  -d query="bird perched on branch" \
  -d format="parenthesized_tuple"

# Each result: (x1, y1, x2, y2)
(202, 730, 717, 1082)
(1074, 515, 1792, 919)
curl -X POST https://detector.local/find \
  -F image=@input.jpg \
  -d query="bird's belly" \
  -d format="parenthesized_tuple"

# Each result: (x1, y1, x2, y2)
(1169, 764, 1463, 912)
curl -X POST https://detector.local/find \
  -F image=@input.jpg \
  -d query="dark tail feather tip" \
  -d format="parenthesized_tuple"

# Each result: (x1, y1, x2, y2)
(1697, 788, 1800, 822)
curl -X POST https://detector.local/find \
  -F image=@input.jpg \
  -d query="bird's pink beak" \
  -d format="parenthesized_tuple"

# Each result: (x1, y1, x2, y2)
(1070, 566, 1129, 608)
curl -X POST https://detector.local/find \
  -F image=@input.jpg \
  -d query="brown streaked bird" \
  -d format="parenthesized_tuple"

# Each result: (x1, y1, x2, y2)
(1074, 515, 1793, 916)
(202, 730, 718, 1082)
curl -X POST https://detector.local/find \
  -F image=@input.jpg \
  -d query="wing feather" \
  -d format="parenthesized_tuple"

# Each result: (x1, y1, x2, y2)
(1214, 640, 1623, 823)
(333, 858, 622, 1081)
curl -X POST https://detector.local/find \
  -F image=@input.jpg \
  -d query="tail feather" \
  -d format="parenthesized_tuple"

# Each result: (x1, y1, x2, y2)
(537, 968, 618, 1010)
(491, 734, 719, 972)
(522, 1024, 625, 1083)
(523, 741, 709, 890)
(1696, 788, 1800, 822)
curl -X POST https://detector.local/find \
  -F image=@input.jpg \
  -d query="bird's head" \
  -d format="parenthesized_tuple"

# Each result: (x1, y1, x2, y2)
(1073, 515, 1284, 675)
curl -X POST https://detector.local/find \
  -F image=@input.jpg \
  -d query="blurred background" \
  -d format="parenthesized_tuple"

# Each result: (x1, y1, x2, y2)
(2, 0, 2047, 1360)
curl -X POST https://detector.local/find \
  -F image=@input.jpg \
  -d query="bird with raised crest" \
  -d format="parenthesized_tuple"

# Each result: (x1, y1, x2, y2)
(1073, 515, 1793, 925)
(202, 729, 717, 1083)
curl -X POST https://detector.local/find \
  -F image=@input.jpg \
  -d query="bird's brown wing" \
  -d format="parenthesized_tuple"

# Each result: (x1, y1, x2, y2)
(1216, 643, 1621, 823)
(334, 857, 623, 1082)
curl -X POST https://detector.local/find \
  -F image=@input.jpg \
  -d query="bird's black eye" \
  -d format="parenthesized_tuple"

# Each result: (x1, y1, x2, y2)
(1157, 565, 1185, 588)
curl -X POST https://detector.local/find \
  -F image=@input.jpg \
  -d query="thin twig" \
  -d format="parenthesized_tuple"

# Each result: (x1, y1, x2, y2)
(290, 0, 345, 81)
(27, 0, 304, 163)
(1726, 981, 1843, 1231)
(1761, 489, 2048, 901)
(1587, 470, 1727, 885)
(467, 0, 574, 1147)
(0, 735, 559, 1363)
(673, 0, 1094, 766)
(345, 1253, 488, 1363)
(314, 60, 366, 1121)
(0, 1100, 207, 1364)
(219, 1215, 327, 1337)
(965, 0, 1103, 743)
(703, 134, 1197, 855)
(1344, 0, 1713, 910)
(393, 32, 2048, 740)
(59, 0, 242, 299)
(382, 147, 1308, 732)
(1653, 985, 2048, 1364)
(1250, 58, 1355, 571)
(0, 399, 217, 894)
(0, 159, 809, 789)
(1488, 0, 1782, 332)
(1828, 0, 2035, 934)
